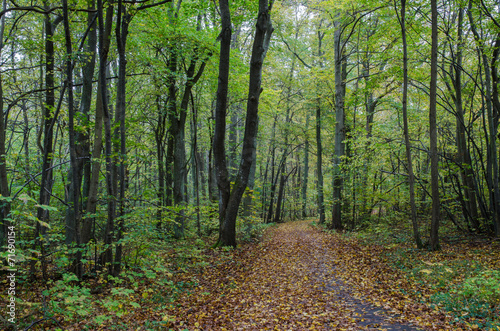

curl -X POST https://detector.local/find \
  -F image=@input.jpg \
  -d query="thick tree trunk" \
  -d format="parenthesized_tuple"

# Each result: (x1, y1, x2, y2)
(215, 0, 273, 247)
(213, 0, 232, 243)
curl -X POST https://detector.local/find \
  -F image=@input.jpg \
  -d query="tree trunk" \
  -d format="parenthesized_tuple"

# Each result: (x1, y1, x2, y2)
(62, 0, 84, 278)
(315, 101, 325, 224)
(84, 3, 112, 246)
(98, 0, 118, 270)
(452, 7, 479, 230)
(213, 0, 232, 241)
(214, 0, 273, 247)
(113, 0, 130, 276)
(66, 0, 96, 249)
(34, 10, 63, 279)
(399, 0, 422, 249)
(154, 74, 167, 229)
(429, 0, 440, 251)
(301, 114, 310, 218)
(0, 0, 10, 247)
(332, 23, 345, 230)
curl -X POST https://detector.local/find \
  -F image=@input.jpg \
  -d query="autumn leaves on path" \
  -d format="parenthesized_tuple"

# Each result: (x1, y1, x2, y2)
(165, 221, 458, 330)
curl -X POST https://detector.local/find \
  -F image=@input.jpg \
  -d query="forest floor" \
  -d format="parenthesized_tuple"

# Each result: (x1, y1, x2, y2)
(16, 220, 499, 330)
(156, 221, 462, 330)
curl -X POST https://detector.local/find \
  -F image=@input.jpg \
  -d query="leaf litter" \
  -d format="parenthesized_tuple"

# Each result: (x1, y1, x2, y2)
(161, 221, 463, 330)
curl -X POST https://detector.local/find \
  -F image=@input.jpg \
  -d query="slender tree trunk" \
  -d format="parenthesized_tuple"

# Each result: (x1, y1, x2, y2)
(399, 0, 422, 248)
(191, 98, 202, 236)
(301, 114, 310, 218)
(274, 169, 286, 223)
(315, 101, 325, 224)
(429, 0, 440, 251)
(242, 148, 257, 217)
(62, 0, 84, 278)
(0, 0, 10, 247)
(453, 7, 479, 230)
(84, 4, 112, 246)
(98, 0, 118, 270)
(34, 10, 63, 279)
(113, 0, 130, 276)
(154, 77, 167, 229)
(66, 0, 96, 248)
(332, 23, 345, 230)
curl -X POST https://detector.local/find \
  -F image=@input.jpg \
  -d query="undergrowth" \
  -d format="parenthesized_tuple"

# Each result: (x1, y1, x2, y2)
(6, 215, 272, 330)
(348, 217, 500, 330)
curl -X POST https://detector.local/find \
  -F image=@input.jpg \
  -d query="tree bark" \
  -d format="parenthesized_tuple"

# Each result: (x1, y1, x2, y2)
(0, 0, 10, 247)
(399, 0, 422, 249)
(332, 22, 346, 230)
(301, 114, 310, 218)
(213, 0, 232, 242)
(214, 0, 274, 247)
(113, 0, 130, 276)
(84, 2, 112, 247)
(98, 0, 117, 270)
(315, 101, 325, 224)
(429, 0, 440, 251)
(34, 8, 63, 279)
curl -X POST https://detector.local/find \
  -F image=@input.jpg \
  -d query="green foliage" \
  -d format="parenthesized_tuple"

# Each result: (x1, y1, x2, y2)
(42, 273, 93, 320)
(237, 215, 273, 242)
(455, 270, 500, 305)
(430, 270, 500, 328)
(100, 287, 139, 318)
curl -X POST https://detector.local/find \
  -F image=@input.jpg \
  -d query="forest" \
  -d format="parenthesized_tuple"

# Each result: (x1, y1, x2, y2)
(1, 0, 500, 329)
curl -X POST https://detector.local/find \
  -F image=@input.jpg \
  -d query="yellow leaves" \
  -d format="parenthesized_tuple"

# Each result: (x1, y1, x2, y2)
(420, 269, 433, 275)
(162, 314, 176, 322)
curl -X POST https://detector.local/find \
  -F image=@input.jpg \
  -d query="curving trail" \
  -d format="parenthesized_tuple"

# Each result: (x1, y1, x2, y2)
(164, 221, 446, 330)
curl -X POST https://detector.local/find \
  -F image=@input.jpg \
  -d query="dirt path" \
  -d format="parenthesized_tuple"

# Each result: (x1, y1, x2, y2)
(166, 221, 429, 330)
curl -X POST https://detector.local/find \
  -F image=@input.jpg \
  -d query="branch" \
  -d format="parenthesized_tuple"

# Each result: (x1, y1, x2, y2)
(137, 0, 172, 11)
(280, 35, 312, 69)
(0, 5, 60, 18)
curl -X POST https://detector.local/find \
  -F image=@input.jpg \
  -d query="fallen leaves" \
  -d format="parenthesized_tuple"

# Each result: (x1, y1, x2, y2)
(160, 221, 435, 330)
(20, 220, 498, 330)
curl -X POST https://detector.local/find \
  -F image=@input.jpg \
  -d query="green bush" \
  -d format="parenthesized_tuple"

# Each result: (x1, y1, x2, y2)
(431, 269, 500, 329)
(455, 269, 500, 305)
(42, 273, 93, 320)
